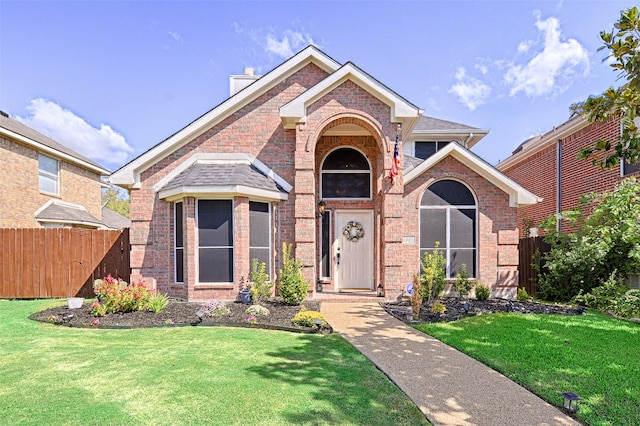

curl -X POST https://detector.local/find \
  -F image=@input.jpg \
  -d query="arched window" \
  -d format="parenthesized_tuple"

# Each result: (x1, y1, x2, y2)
(321, 148, 371, 199)
(420, 179, 477, 278)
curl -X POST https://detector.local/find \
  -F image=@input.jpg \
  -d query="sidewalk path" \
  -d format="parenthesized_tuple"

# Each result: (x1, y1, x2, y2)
(321, 303, 581, 426)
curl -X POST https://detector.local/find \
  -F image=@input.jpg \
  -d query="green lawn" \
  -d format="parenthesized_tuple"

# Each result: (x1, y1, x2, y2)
(0, 299, 428, 426)
(415, 311, 640, 426)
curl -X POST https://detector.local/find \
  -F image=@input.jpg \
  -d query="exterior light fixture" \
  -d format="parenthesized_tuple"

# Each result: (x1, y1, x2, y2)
(195, 308, 206, 322)
(317, 201, 326, 218)
(562, 392, 581, 414)
(377, 284, 384, 297)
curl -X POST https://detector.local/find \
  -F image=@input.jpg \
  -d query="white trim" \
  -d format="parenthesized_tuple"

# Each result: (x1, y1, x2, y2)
(38, 153, 59, 196)
(280, 63, 422, 129)
(404, 142, 541, 207)
(34, 199, 89, 216)
(0, 127, 111, 175)
(110, 46, 341, 188)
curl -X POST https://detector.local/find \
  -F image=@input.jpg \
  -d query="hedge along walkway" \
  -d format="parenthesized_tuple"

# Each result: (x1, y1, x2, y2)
(321, 303, 581, 426)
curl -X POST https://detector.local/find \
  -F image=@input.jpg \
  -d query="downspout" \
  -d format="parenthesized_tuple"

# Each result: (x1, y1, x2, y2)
(556, 139, 563, 233)
(463, 133, 474, 148)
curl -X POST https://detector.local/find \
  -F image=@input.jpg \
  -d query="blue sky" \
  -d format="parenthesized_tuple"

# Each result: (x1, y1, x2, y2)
(0, 0, 632, 171)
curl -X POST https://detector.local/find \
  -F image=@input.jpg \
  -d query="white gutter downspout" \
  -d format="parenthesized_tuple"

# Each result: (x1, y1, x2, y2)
(464, 133, 474, 148)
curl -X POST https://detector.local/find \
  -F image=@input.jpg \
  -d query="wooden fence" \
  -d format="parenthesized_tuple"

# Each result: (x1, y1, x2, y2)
(0, 228, 129, 299)
(518, 236, 550, 297)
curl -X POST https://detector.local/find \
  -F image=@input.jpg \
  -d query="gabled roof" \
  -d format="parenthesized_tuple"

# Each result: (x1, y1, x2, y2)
(279, 62, 422, 129)
(154, 153, 291, 202)
(0, 112, 110, 175)
(110, 46, 341, 189)
(101, 207, 131, 229)
(410, 115, 489, 148)
(404, 142, 541, 207)
(34, 200, 104, 228)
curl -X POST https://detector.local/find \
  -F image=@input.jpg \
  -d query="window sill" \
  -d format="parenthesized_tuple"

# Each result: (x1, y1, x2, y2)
(194, 283, 234, 290)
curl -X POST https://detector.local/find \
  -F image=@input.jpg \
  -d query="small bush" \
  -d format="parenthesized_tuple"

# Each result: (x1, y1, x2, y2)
(92, 274, 151, 314)
(613, 290, 640, 318)
(201, 300, 230, 317)
(572, 272, 627, 311)
(246, 304, 270, 317)
(453, 263, 473, 298)
(278, 243, 309, 305)
(147, 293, 169, 313)
(292, 307, 325, 327)
(475, 284, 490, 301)
(430, 301, 446, 314)
(517, 288, 530, 302)
(419, 242, 447, 303)
(250, 258, 272, 303)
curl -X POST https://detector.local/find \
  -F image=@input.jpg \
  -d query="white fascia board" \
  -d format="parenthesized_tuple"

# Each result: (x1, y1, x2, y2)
(33, 199, 90, 216)
(404, 143, 542, 207)
(152, 152, 292, 194)
(279, 63, 421, 129)
(159, 185, 289, 203)
(37, 218, 103, 228)
(496, 115, 587, 171)
(110, 46, 341, 187)
(1, 127, 111, 176)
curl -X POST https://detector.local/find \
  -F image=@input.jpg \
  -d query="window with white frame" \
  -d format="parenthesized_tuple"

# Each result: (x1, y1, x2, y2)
(39, 154, 59, 195)
(419, 179, 477, 278)
(622, 159, 640, 176)
(174, 202, 184, 284)
(249, 201, 271, 277)
(414, 141, 451, 160)
(197, 199, 233, 283)
(320, 210, 331, 279)
(321, 147, 371, 199)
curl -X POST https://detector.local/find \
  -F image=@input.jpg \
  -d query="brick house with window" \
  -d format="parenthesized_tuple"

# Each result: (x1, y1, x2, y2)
(0, 112, 111, 228)
(497, 114, 640, 237)
(110, 46, 540, 301)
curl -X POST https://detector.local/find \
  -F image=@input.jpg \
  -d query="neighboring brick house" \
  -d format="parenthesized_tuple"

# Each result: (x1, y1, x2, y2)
(497, 114, 640, 237)
(0, 111, 111, 228)
(110, 46, 539, 302)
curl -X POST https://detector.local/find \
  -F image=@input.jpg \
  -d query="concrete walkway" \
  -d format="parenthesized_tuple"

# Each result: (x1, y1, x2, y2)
(321, 303, 581, 426)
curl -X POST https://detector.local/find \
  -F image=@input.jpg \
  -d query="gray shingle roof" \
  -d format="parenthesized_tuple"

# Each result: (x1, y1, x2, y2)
(0, 112, 110, 173)
(413, 115, 486, 133)
(35, 201, 103, 227)
(101, 207, 131, 229)
(402, 155, 425, 174)
(160, 162, 287, 193)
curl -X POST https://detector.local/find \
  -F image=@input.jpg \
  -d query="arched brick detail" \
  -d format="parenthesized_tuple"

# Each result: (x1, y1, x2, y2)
(305, 110, 388, 154)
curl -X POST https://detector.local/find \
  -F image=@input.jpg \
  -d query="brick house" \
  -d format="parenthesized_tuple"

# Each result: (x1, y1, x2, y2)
(110, 46, 539, 301)
(497, 114, 640, 237)
(0, 111, 111, 228)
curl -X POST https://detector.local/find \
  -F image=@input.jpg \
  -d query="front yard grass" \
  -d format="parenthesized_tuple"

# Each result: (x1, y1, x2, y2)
(415, 311, 640, 426)
(0, 299, 428, 425)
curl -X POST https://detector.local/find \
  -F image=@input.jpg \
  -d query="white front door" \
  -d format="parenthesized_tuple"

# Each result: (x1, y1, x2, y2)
(335, 210, 373, 290)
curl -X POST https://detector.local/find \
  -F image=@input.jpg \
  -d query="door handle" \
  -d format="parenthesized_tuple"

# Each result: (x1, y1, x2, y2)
(336, 253, 340, 266)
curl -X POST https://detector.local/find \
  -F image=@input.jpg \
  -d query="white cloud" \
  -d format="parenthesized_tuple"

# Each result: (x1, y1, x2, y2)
(504, 13, 589, 98)
(17, 99, 133, 169)
(448, 67, 491, 111)
(265, 29, 316, 58)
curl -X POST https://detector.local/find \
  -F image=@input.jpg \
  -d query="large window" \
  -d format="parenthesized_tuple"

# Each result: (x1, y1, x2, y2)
(623, 159, 640, 176)
(249, 201, 271, 277)
(414, 141, 450, 160)
(174, 202, 184, 284)
(321, 148, 371, 199)
(198, 200, 233, 283)
(420, 179, 477, 278)
(39, 154, 59, 195)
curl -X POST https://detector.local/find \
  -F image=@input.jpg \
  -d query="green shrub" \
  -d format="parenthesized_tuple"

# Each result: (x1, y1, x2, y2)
(453, 263, 473, 298)
(475, 284, 490, 301)
(430, 301, 446, 314)
(517, 288, 530, 302)
(613, 290, 640, 318)
(146, 293, 169, 313)
(292, 307, 325, 327)
(278, 243, 309, 305)
(419, 242, 447, 303)
(246, 304, 270, 317)
(572, 272, 628, 311)
(201, 300, 230, 317)
(250, 258, 272, 303)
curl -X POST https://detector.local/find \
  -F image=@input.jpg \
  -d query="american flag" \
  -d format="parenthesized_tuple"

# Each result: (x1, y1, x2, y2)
(389, 134, 400, 184)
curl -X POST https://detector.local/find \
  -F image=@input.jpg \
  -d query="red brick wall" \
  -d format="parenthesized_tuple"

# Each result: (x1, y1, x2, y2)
(0, 135, 103, 227)
(502, 117, 638, 237)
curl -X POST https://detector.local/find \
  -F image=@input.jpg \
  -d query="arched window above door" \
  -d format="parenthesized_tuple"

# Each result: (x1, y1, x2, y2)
(321, 147, 371, 199)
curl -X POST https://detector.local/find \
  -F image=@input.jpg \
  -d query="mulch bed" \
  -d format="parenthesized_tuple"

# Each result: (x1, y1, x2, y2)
(381, 297, 581, 323)
(29, 299, 324, 332)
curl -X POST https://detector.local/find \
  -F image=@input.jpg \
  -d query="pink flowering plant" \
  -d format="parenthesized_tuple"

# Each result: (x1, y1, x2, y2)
(91, 273, 151, 316)
(200, 300, 231, 317)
